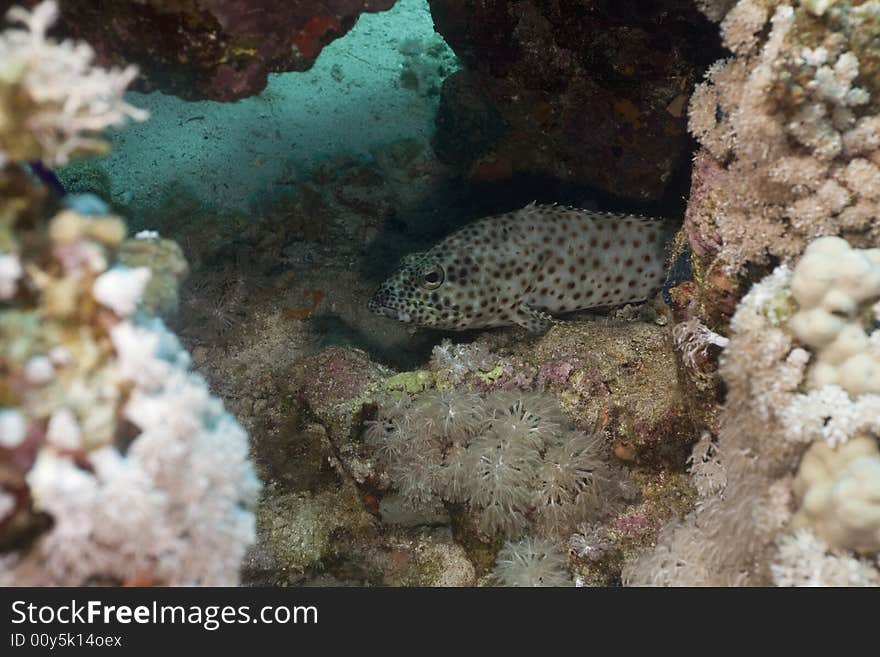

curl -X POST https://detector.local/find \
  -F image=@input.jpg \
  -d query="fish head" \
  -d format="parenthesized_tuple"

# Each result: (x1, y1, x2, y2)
(368, 250, 474, 330)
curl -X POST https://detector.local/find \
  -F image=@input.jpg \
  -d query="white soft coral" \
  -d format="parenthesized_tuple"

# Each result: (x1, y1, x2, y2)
(0, 1, 147, 166)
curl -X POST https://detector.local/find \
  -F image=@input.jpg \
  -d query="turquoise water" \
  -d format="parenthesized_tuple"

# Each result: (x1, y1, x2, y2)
(59, 0, 456, 219)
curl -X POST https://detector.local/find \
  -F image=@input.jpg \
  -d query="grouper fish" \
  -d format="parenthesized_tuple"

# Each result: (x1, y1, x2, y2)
(368, 203, 673, 332)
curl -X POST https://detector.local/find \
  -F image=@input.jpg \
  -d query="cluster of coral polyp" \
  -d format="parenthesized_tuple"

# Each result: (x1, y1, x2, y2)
(366, 387, 633, 537)
(0, 2, 258, 585)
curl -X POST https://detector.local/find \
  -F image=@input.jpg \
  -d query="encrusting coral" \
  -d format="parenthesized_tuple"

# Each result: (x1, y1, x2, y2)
(0, 2, 259, 585)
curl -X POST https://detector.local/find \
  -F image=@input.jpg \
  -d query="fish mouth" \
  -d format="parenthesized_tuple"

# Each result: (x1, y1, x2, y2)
(369, 302, 411, 323)
(379, 306, 400, 320)
(368, 292, 412, 323)
(367, 297, 400, 320)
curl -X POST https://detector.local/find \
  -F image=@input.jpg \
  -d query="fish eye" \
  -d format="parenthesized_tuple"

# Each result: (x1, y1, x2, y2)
(421, 266, 444, 289)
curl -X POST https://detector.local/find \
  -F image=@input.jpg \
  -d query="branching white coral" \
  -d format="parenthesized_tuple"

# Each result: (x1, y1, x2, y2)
(728, 265, 793, 334)
(782, 385, 880, 447)
(0, 3, 258, 586)
(771, 529, 880, 586)
(2, 315, 260, 586)
(0, 1, 147, 166)
(687, 1, 880, 270)
(723, 267, 808, 424)
(1, 207, 260, 586)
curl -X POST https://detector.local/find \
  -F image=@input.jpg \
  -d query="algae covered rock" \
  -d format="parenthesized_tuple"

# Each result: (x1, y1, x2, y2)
(529, 320, 696, 467)
(250, 484, 378, 585)
(37, 0, 399, 101)
(295, 346, 392, 485)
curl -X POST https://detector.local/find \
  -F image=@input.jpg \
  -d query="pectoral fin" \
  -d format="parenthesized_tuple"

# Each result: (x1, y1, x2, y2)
(512, 302, 555, 333)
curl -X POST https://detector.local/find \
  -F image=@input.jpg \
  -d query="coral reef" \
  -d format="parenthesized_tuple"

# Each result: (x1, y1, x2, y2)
(240, 345, 480, 587)
(642, 1, 880, 587)
(239, 300, 697, 586)
(0, 197, 260, 585)
(2, 0, 399, 102)
(0, 3, 259, 585)
(624, 236, 880, 585)
(7, 0, 877, 590)
(671, 1, 880, 424)
(340, 316, 702, 584)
